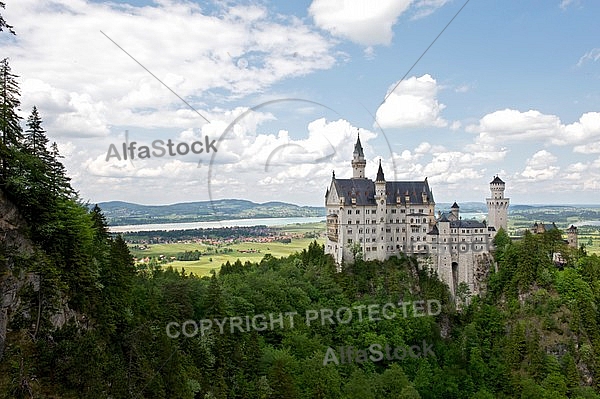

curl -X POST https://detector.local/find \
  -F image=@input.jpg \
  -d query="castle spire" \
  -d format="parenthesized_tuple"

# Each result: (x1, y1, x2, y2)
(376, 159, 385, 182)
(351, 130, 366, 179)
(353, 129, 364, 157)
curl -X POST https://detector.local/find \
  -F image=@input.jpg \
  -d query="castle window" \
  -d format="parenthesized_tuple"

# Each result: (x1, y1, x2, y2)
(372, 229, 376, 233)
(419, 209, 423, 213)
(348, 210, 352, 214)
(402, 228, 406, 232)
(356, 210, 360, 214)
(366, 209, 370, 214)
(348, 229, 352, 234)
(359, 238, 363, 242)
(401, 209, 405, 213)
(391, 209, 396, 214)
(347, 238, 353, 243)
(356, 220, 360, 224)
(396, 228, 400, 233)
(366, 247, 370, 251)
(348, 220, 351, 224)
(359, 229, 363, 233)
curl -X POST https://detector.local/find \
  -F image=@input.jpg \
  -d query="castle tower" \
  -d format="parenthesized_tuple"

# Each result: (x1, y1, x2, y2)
(486, 176, 509, 232)
(352, 133, 366, 179)
(450, 202, 459, 220)
(375, 160, 387, 260)
(567, 225, 578, 248)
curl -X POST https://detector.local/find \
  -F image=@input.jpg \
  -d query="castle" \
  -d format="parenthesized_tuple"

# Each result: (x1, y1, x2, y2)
(324, 135, 509, 296)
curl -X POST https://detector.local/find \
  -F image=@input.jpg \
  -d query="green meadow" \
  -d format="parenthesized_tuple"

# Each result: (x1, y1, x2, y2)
(129, 223, 326, 276)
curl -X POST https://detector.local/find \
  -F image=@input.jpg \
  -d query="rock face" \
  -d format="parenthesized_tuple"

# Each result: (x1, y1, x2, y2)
(0, 189, 36, 360)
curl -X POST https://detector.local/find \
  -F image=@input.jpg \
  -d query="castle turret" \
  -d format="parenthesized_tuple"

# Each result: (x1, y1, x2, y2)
(567, 225, 578, 248)
(486, 176, 509, 232)
(352, 133, 366, 179)
(450, 202, 459, 220)
(375, 160, 386, 260)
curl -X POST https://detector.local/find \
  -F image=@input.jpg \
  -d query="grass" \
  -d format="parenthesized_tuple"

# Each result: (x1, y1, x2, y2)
(130, 234, 326, 277)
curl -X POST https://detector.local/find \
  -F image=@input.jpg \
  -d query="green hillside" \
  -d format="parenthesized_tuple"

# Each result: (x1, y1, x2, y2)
(98, 199, 326, 225)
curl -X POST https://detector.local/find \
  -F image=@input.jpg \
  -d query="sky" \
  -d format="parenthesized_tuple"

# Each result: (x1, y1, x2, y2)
(1, 0, 599, 207)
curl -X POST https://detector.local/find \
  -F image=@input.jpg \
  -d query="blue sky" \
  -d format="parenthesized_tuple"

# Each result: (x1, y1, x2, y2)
(1, 0, 599, 206)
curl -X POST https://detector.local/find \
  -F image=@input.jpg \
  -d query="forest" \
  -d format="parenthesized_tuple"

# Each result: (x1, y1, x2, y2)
(2, 8, 600, 398)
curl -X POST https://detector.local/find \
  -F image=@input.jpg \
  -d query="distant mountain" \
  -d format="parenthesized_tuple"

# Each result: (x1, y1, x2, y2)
(97, 199, 326, 226)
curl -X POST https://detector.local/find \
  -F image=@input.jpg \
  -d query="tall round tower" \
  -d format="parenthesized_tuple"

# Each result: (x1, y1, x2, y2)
(486, 176, 509, 232)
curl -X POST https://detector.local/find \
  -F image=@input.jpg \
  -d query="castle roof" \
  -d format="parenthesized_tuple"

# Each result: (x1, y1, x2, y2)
(331, 178, 433, 206)
(491, 176, 504, 184)
(376, 160, 385, 182)
(451, 202, 459, 209)
(449, 219, 487, 229)
(436, 212, 486, 228)
(427, 225, 439, 235)
(353, 135, 364, 157)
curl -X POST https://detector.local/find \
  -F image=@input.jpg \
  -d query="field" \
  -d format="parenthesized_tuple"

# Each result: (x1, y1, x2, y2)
(128, 211, 600, 278)
(129, 223, 326, 276)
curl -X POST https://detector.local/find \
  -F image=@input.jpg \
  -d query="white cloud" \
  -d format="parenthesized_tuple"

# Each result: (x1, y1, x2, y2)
(412, 0, 451, 19)
(3, 0, 338, 138)
(560, 0, 579, 10)
(466, 109, 562, 144)
(309, 0, 412, 46)
(577, 48, 600, 66)
(375, 74, 448, 129)
(467, 109, 600, 147)
(521, 150, 560, 181)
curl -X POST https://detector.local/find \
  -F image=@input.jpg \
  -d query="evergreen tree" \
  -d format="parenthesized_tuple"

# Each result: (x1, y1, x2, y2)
(48, 141, 74, 198)
(0, 2, 15, 34)
(24, 106, 50, 158)
(0, 58, 22, 182)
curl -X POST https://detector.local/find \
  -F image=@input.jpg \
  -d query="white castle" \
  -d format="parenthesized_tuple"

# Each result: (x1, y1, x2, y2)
(325, 135, 509, 296)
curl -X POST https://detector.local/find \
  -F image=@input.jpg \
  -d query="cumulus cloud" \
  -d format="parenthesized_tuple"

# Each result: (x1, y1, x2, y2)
(521, 150, 560, 181)
(3, 0, 338, 137)
(375, 74, 448, 129)
(309, 0, 412, 45)
(467, 109, 600, 148)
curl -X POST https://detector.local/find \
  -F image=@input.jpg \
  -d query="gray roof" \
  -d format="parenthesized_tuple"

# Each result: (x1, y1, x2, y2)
(331, 179, 433, 206)
(376, 161, 385, 182)
(427, 225, 439, 235)
(449, 219, 486, 229)
(353, 135, 364, 157)
(491, 176, 504, 184)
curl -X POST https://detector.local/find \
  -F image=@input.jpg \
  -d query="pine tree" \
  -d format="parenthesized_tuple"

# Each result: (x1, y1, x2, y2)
(24, 106, 50, 159)
(0, 58, 22, 182)
(0, 2, 15, 34)
(48, 141, 74, 198)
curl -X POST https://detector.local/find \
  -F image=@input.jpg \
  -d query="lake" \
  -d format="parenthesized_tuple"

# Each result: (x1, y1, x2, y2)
(109, 216, 326, 233)
(574, 221, 600, 227)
